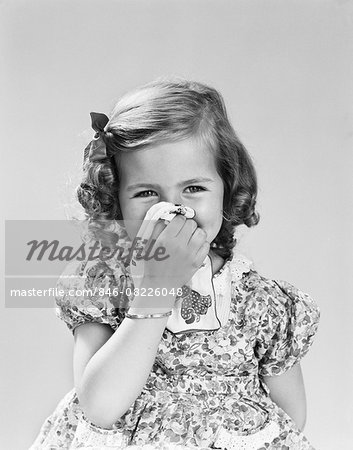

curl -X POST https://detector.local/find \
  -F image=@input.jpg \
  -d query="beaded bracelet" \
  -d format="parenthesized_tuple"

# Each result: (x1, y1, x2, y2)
(125, 310, 173, 319)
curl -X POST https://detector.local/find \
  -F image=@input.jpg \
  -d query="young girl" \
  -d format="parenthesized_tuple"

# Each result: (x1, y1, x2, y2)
(30, 78, 320, 450)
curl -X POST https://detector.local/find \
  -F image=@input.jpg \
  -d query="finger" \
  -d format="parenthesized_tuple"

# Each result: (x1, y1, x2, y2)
(135, 202, 173, 243)
(194, 240, 211, 267)
(140, 214, 187, 253)
(172, 219, 198, 246)
(187, 226, 207, 247)
(140, 219, 167, 255)
(159, 214, 188, 238)
(178, 219, 199, 242)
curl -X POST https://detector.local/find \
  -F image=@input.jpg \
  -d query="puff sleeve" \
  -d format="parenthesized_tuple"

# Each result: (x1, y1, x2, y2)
(55, 257, 135, 335)
(255, 278, 320, 377)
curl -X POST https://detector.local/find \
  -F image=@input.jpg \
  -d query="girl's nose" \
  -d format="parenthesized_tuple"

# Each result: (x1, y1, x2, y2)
(160, 194, 183, 206)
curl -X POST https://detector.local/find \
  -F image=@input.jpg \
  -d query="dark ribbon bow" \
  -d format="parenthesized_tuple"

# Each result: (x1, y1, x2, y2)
(83, 112, 110, 163)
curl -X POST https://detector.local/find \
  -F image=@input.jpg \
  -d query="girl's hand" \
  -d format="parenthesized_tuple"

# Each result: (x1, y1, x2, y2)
(137, 215, 210, 290)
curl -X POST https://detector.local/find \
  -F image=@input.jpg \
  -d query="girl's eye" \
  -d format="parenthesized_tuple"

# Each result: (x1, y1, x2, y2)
(185, 186, 205, 193)
(135, 190, 157, 198)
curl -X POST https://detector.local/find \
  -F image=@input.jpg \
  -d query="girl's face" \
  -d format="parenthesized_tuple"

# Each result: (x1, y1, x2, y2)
(117, 137, 224, 248)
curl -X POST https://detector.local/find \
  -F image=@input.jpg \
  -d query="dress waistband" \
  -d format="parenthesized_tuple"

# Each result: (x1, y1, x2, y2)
(145, 365, 261, 398)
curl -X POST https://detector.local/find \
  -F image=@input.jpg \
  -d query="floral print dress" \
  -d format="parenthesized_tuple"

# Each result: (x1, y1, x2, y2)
(30, 243, 320, 450)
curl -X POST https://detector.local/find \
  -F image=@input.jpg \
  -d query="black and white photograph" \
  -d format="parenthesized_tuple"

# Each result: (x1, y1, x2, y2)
(2, 1, 352, 449)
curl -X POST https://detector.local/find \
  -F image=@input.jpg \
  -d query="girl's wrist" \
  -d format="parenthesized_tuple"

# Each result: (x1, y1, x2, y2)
(141, 275, 181, 292)
(128, 278, 177, 314)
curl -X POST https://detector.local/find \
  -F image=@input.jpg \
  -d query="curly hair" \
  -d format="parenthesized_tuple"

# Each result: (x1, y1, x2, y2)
(77, 77, 260, 261)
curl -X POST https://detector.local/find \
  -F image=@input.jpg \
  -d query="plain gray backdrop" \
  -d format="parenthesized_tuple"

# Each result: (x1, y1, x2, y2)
(1, 1, 352, 449)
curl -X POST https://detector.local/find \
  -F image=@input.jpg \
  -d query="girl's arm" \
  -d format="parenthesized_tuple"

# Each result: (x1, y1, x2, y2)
(74, 215, 210, 428)
(74, 279, 176, 429)
(262, 362, 307, 430)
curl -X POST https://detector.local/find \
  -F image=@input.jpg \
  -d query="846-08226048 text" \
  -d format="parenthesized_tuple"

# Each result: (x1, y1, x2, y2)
(9, 286, 183, 298)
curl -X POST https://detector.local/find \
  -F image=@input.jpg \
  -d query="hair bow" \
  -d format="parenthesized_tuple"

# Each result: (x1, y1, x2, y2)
(83, 112, 110, 163)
